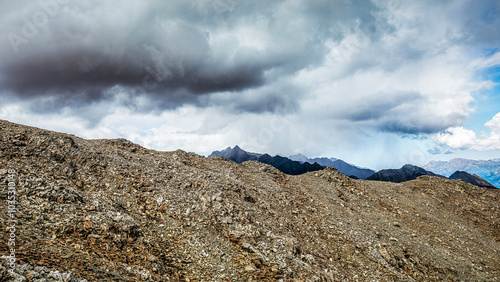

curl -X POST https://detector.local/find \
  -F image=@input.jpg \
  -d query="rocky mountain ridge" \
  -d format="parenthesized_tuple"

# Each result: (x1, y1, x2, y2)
(0, 120, 499, 281)
(209, 147, 324, 175)
(449, 171, 497, 189)
(209, 146, 262, 163)
(211, 147, 374, 179)
(366, 164, 445, 183)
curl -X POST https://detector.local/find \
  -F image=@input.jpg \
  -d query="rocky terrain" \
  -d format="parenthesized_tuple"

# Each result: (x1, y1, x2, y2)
(0, 119, 499, 281)
(366, 164, 445, 183)
(449, 171, 497, 189)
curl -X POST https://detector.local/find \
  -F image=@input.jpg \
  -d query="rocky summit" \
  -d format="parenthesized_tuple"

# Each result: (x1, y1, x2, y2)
(0, 120, 499, 281)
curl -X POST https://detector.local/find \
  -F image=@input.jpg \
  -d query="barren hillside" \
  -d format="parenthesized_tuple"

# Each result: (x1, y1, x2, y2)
(0, 120, 498, 281)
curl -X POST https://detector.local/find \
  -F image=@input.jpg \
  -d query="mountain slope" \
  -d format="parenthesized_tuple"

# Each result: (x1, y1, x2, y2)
(330, 159, 375, 179)
(424, 158, 500, 188)
(367, 164, 445, 183)
(0, 120, 499, 281)
(449, 171, 497, 189)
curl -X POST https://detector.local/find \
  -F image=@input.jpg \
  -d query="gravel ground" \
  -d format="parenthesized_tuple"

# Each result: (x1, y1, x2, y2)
(0, 119, 498, 281)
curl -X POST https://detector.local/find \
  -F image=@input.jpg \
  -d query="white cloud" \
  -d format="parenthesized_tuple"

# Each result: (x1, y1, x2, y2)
(437, 112, 500, 151)
(485, 113, 500, 132)
(436, 127, 479, 150)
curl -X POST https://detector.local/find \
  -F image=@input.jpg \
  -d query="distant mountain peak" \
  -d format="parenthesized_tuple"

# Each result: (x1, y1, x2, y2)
(449, 171, 497, 189)
(290, 153, 308, 158)
(424, 158, 500, 187)
(289, 153, 310, 163)
(367, 165, 444, 183)
(211, 148, 375, 179)
(401, 164, 428, 173)
(210, 147, 323, 175)
(288, 153, 374, 179)
(209, 145, 261, 163)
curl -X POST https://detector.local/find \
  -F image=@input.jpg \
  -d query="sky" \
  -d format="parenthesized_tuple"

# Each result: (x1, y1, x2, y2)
(0, 0, 499, 170)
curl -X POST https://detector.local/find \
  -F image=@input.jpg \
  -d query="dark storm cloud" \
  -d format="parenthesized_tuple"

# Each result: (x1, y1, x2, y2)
(0, 0, 380, 113)
(1, 0, 498, 142)
(347, 92, 423, 122)
(0, 7, 266, 100)
(344, 92, 437, 134)
(0, 46, 265, 97)
(376, 111, 472, 135)
(340, 91, 472, 135)
(207, 83, 302, 114)
(378, 122, 441, 135)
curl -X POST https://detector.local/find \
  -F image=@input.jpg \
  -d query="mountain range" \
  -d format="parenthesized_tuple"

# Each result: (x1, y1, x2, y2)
(209, 145, 262, 163)
(210, 147, 374, 179)
(210, 147, 497, 189)
(289, 153, 375, 179)
(366, 165, 496, 188)
(424, 158, 500, 188)
(209, 146, 324, 175)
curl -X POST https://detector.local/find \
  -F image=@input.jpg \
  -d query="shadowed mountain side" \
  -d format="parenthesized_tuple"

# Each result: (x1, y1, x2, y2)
(211, 148, 374, 178)
(209, 145, 261, 163)
(257, 154, 324, 175)
(289, 154, 337, 167)
(289, 153, 375, 179)
(330, 159, 375, 179)
(210, 147, 324, 175)
(449, 171, 497, 189)
(366, 164, 446, 183)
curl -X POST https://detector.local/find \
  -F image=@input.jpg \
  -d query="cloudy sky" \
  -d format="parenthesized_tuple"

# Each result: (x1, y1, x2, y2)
(0, 0, 499, 170)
